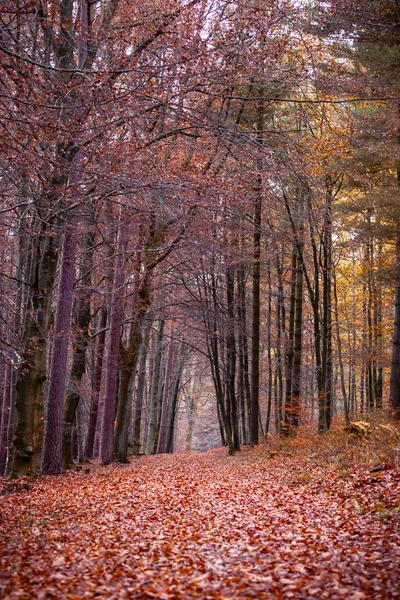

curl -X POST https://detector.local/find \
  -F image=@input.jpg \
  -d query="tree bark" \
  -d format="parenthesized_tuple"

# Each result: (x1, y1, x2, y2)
(290, 241, 303, 430)
(10, 214, 60, 476)
(41, 212, 79, 475)
(184, 392, 196, 451)
(237, 263, 251, 444)
(275, 248, 285, 434)
(146, 317, 165, 455)
(62, 229, 95, 469)
(0, 362, 12, 475)
(157, 338, 175, 454)
(114, 275, 151, 462)
(390, 237, 400, 419)
(250, 174, 261, 445)
(284, 247, 297, 435)
(333, 267, 350, 425)
(84, 306, 107, 460)
(164, 354, 184, 454)
(322, 188, 333, 431)
(265, 261, 273, 434)
(226, 265, 239, 450)
(100, 217, 128, 465)
(131, 317, 152, 456)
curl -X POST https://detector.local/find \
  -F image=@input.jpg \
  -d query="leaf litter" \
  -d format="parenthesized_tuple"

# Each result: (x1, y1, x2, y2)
(0, 447, 399, 599)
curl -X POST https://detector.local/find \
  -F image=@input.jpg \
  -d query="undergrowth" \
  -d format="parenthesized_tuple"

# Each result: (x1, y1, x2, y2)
(261, 413, 400, 475)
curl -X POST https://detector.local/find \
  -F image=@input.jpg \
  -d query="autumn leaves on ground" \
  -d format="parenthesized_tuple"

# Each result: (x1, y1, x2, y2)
(1, 429, 400, 600)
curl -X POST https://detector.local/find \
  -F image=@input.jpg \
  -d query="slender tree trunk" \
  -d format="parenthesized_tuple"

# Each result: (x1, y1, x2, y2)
(157, 338, 174, 454)
(305, 201, 324, 433)
(333, 268, 350, 424)
(237, 263, 251, 444)
(290, 241, 303, 431)
(165, 354, 184, 454)
(284, 247, 297, 435)
(275, 249, 285, 434)
(390, 236, 400, 419)
(146, 317, 164, 455)
(100, 217, 128, 465)
(366, 236, 374, 410)
(374, 262, 383, 410)
(184, 392, 196, 452)
(212, 277, 235, 454)
(0, 362, 12, 475)
(238, 347, 246, 444)
(322, 198, 333, 431)
(265, 262, 273, 434)
(132, 317, 152, 456)
(250, 174, 261, 445)
(84, 306, 107, 460)
(226, 266, 239, 450)
(237, 265, 248, 444)
(216, 401, 226, 447)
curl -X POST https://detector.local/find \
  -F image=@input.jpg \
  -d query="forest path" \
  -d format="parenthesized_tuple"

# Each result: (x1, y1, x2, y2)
(1, 447, 399, 599)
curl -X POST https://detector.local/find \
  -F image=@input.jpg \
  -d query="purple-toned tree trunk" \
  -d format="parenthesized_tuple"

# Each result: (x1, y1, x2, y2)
(84, 305, 107, 460)
(100, 217, 128, 465)
(41, 152, 82, 475)
(41, 216, 79, 475)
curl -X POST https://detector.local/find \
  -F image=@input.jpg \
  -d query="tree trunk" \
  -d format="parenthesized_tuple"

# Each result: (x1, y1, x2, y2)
(10, 216, 60, 476)
(84, 306, 107, 460)
(100, 217, 128, 465)
(146, 317, 164, 455)
(265, 261, 273, 434)
(250, 174, 261, 445)
(284, 247, 297, 435)
(226, 266, 239, 450)
(114, 275, 151, 462)
(322, 193, 333, 431)
(132, 317, 152, 456)
(275, 248, 285, 434)
(184, 392, 196, 451)
(333, 267, 350, 425)
(390, 236, 400, 419)
(157, 338, 175, 454)
(62, 229, 95, 469)
(0, 362, 12, 475)
(290, 241, 303, 431)
(164, 354, 184, 454)
(237, 263, 251, 444)
(42, 212, 79, 475)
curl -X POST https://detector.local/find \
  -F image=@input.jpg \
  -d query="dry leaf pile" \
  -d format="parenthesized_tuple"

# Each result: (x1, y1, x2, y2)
(1, 447, 399, 599)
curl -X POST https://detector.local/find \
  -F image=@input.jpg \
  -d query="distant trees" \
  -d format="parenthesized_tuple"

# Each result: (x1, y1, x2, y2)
(313, 0, 400, 418)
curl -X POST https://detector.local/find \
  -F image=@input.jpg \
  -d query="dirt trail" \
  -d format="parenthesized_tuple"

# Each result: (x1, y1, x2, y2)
(1, 448, 399, 599)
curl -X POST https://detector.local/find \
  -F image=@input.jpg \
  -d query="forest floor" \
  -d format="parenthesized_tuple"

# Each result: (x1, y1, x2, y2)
(1, 435, 400, 599)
